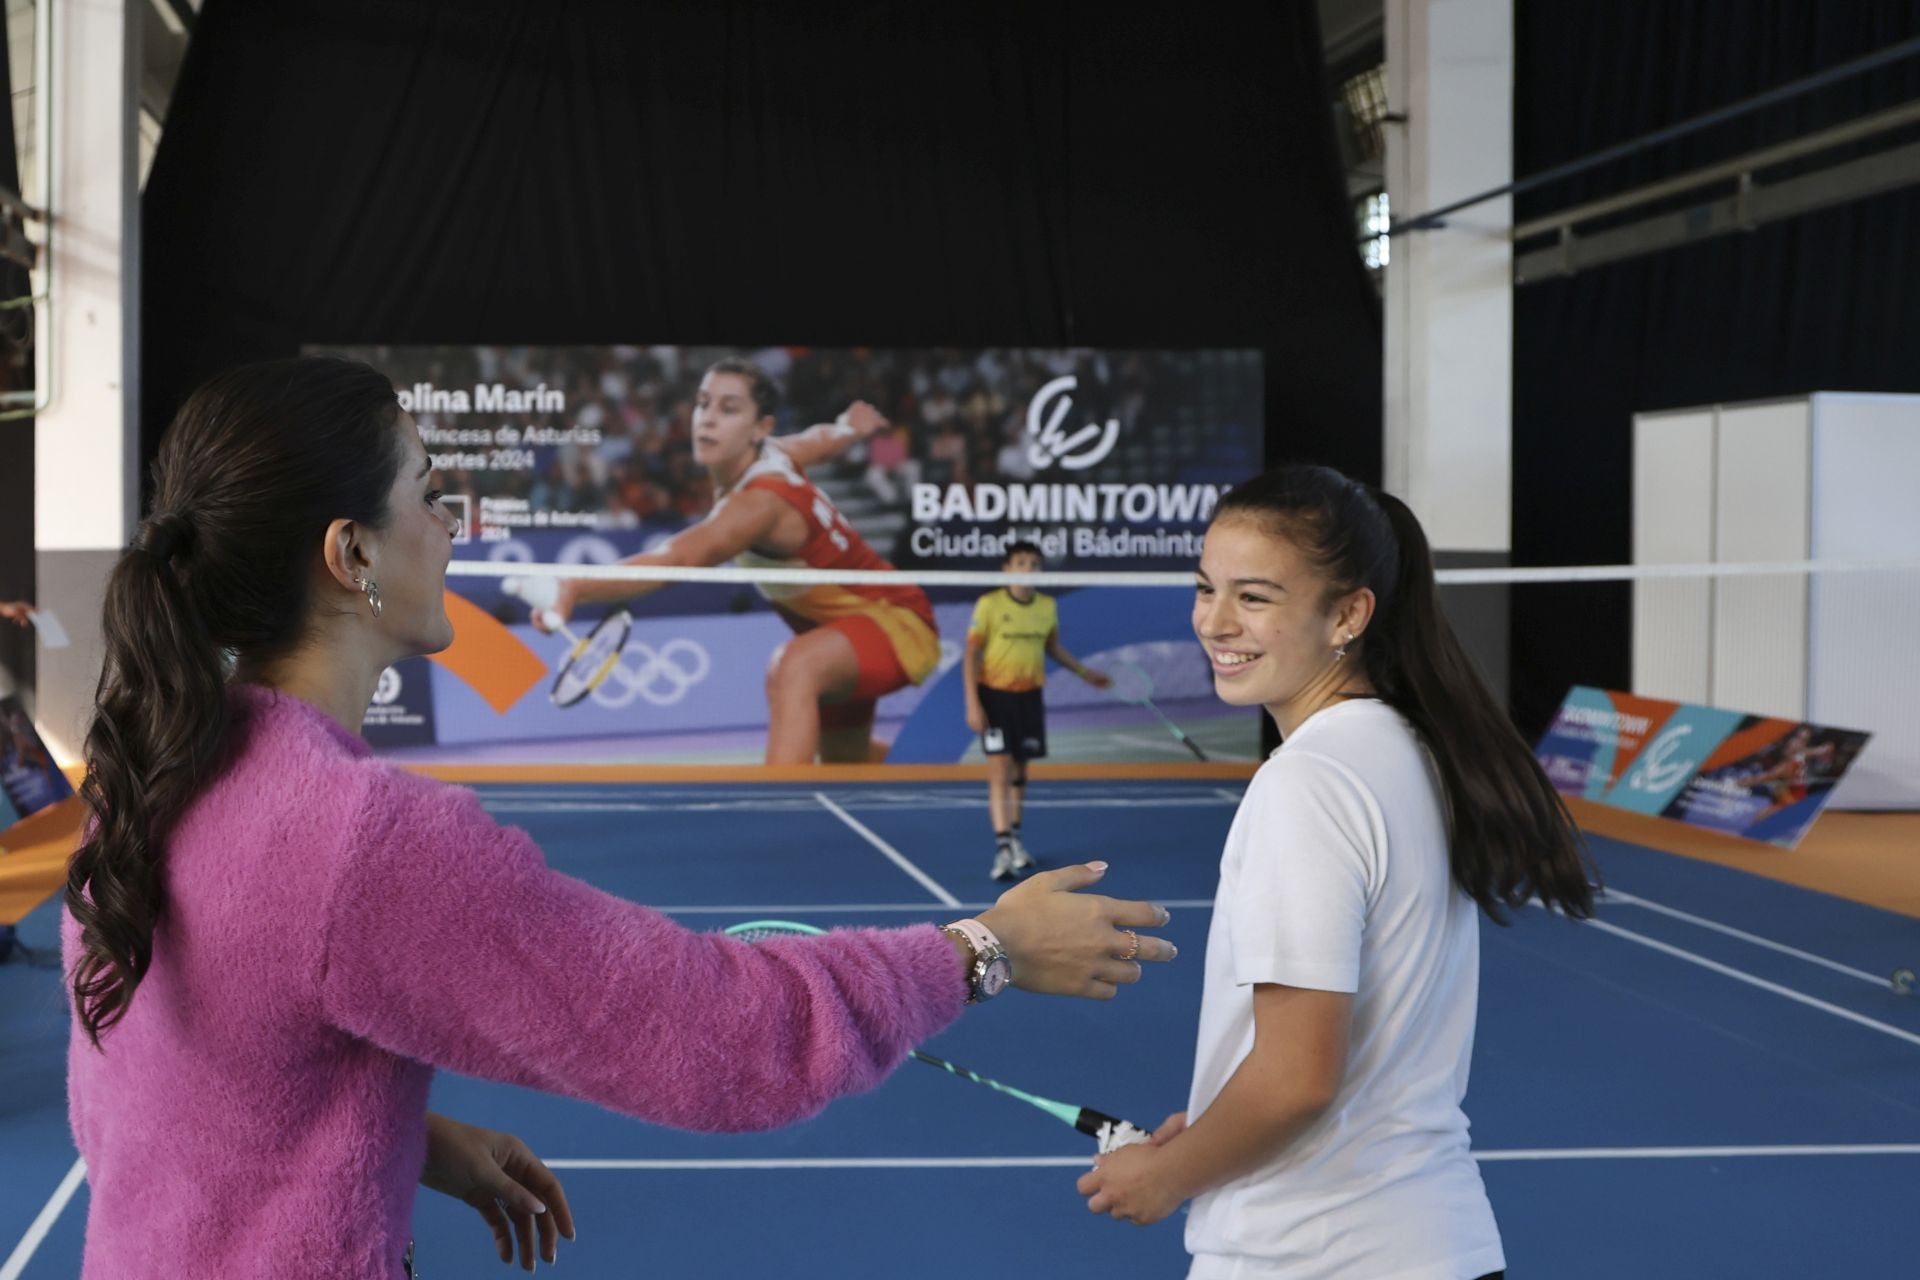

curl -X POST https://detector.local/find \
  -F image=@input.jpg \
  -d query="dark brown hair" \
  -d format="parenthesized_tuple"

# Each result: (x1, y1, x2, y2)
(1213, 465, 1596, 922)
(66, 357, 404, 1047)
(703, 357, 780, 420)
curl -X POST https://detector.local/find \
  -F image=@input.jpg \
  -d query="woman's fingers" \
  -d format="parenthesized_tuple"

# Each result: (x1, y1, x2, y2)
(466, 1194, 514, 1263)
(507, 1206, 537, 1271)
(981, 863, 1177, 997)
(512, 1153, 575, 1255)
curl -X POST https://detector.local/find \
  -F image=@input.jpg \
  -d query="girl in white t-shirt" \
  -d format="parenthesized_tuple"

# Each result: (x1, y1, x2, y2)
(1078, 465, 1595, 1279)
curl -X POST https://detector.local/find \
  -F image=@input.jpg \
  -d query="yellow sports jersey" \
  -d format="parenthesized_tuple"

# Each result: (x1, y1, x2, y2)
(968, 589, 1057, 692)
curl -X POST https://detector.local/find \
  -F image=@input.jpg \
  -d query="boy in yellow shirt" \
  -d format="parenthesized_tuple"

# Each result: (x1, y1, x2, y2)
(963, 541, 1111, 880)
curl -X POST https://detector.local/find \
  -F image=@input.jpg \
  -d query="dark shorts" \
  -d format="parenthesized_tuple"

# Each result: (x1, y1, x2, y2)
(979, 685, 1046, 760)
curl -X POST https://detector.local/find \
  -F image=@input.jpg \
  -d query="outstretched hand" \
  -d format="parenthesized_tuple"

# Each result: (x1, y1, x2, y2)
(421, 1113, 576, 1271)
(978, 862, 1176, 999)
(841, 400, 889, 439)
(527, 581, 578, 635)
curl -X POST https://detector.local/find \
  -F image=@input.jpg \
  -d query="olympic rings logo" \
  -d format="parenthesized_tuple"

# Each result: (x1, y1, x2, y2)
(589, 638, 712, 709)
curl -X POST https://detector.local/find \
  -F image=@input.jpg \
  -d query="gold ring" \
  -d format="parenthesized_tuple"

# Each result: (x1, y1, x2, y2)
(1121, 929, 1139, 962)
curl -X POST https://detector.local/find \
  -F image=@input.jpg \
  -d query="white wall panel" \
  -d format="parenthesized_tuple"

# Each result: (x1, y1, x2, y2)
(1712, 401, 1810, 720)
(1631, 410, 1715, 703)
(1806, 395, 1920, 807)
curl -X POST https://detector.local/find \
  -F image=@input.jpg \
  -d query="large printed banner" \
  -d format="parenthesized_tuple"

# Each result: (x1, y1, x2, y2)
(321, 345, 1263, 764)
(1535, 686, 1871, 848)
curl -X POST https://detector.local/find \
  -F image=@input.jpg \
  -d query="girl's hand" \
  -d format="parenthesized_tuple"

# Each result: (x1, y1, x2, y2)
(1076, 1137, 1186, 1225)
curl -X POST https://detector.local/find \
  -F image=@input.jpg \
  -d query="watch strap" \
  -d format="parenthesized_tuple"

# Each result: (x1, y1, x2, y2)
(942, 917, 1010, 1002)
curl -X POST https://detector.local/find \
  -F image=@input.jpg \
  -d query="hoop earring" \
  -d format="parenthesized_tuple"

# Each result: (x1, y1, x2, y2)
(358, 576, 383, 619)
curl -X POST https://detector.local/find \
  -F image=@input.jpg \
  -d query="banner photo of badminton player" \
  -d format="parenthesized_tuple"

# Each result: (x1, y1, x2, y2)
(317, 345, 1262, 765)
(1534, 686, 1871, 848)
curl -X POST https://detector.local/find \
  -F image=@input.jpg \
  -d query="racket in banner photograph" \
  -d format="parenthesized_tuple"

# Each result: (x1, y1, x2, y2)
(504, 575, 637, 708)
(1106, 659, 1209, 761)
(723, 920, 1154, 1153)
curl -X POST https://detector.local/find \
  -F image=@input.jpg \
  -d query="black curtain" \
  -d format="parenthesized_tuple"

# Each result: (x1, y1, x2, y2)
(0, 14, 32, 698)
(143, 0, 1380, 486)
(1511, 1, 1920, 735)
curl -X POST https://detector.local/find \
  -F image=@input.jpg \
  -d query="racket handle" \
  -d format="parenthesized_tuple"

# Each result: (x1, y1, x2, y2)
(537, 608, 566, 633)
(1073, 1107, 1134, 1138)
(1077, 1107, 1153, 1152)
(1180, 735, 1210, 762)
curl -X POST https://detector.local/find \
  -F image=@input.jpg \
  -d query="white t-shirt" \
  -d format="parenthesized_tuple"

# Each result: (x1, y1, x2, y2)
(1185, 699, 1504, 1280)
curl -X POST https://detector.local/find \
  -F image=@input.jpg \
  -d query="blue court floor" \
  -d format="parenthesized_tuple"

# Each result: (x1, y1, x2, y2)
(4, 780, 1917, 1277)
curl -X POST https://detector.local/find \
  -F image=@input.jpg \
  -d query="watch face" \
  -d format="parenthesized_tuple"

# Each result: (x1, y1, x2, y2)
(979, 956, 1012, 998)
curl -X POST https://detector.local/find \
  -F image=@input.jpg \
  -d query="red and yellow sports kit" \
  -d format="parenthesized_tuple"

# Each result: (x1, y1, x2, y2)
(721, 441, 939, 704)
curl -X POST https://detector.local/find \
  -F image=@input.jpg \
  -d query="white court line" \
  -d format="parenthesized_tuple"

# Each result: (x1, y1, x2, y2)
(813, 793, 961, 908)
(550, 1156, 1096, 1170)
(664, 899, 1217, 916)
(1602, 887, 1889, 988)
(1579, 914, 1920, 1050)
(542, 1144, 1920, 1172)
(481, 796, 1238, 815)
(478, 794, 1228, 817)
(1475, 1144, 1920, 1161)
(1104, 732, 1256, 763)
(1214, 787, 1244, 803)
(1, 1157, 85, 1280)
(473, 784, 1234, 799)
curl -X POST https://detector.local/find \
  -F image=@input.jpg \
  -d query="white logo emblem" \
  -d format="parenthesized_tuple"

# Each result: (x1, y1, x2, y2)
(590, 639, 713, 709)
(1626, 724, 1694, 793)
(1026, 375, 1119, 472)
(372, 667, 403, 705)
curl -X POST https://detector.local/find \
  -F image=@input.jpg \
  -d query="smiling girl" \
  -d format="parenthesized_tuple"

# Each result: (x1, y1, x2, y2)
(1077, 464, 1595, 1279)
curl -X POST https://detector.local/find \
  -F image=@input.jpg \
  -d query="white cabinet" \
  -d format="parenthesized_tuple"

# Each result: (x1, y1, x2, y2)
(1632, 394, 1920, 809)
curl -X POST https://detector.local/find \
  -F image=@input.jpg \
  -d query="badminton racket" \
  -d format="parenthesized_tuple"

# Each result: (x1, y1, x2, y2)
(723, 919, 1153, 1153)
(504, 575, 635, 708)
(1107, 659, 1208, 760)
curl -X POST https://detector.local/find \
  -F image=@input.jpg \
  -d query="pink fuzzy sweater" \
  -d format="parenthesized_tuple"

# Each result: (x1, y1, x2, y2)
(65, 686, 965, 1278)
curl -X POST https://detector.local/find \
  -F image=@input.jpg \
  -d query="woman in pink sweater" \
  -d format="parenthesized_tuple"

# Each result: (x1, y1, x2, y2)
(63, 357, 1175, 1278)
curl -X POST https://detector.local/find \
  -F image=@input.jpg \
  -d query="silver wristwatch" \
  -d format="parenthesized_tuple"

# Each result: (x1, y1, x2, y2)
(942, 918, 1012, 1003)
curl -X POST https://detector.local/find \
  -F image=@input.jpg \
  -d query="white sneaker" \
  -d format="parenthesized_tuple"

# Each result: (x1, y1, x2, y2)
(1008, 834, 1034, 872)
(991, 846, 1018, 881)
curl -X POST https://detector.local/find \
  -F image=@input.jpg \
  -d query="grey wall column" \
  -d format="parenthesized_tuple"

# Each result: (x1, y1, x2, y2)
(33, 0, 140, 762)
(1384, 0, 1513, 697)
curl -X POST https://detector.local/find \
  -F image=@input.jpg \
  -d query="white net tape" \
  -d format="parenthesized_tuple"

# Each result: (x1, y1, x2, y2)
(453, 557, 1920, 591)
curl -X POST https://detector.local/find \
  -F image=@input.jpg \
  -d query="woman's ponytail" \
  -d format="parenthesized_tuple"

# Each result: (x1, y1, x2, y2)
(1366, 492, 1595, 921)
(66, 516, 230, 1046)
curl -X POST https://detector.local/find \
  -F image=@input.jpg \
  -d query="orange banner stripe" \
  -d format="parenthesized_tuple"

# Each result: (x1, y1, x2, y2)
(429, 590, 549, 714)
